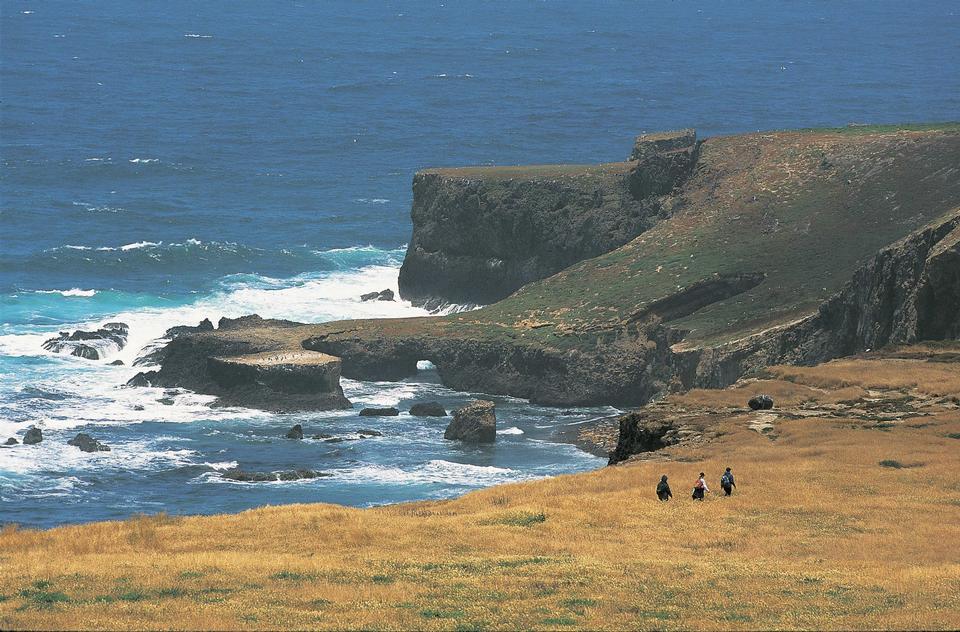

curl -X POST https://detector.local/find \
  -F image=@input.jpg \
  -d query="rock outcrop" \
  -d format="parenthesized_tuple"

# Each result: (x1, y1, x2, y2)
(444, 400, 496, 442)
(126, 316, 350, 411)
(4, 438, 18, 446)
(221, 468, 329, 482)
(359, 407, 399, 416)
(360, 289, 395, 302)
(398, 130, 699, 308)
(42, 322, 128, 361)
(22, 427, 42, 445)
(67, 433, 110, 452)
(285, 424, 304, 440)
(409, 401, 447, 417)
(748, 395, 774, 410)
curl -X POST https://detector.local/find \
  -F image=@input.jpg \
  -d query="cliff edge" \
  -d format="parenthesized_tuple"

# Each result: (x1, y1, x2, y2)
(138, 124, 960, 410)
(398, 129, 699, 308)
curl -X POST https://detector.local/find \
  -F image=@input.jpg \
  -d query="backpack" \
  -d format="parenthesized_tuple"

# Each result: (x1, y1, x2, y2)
(720, 473, 731, 486)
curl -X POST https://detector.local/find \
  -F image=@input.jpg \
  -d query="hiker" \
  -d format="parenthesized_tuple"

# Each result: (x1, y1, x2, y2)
(656, 475, 672, 501)
(720, 467, 736, 496)
(692, 472, 709, 501)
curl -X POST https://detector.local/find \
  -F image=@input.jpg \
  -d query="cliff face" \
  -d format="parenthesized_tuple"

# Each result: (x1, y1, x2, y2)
(398, 131, 699, 308)
(144, 125, 960, 411)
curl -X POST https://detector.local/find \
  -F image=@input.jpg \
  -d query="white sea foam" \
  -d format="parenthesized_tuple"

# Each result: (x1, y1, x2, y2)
(128, 158, 159, 164)
(184, 33, 213, 38)
(498, 426, 524, 435)
(34, 288, 97, 297)
(332, 459, 522, 486)
(354, 198, 390, 204)
(119, 240, 161, 251)
(203, 461, 238, 471)
(0, 261, 432, 432)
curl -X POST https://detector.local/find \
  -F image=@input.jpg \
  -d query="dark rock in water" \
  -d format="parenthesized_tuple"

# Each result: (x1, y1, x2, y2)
(312, 433, 334, 439)
(42, 322, 129, 361)
(67, 432, 111, 452)
(222, 468, 330, 482)
(157, 397, 175, 406)
(748, 394, 774, 410)
(409, 401, 447, 417)
(133, 405, 145, 411)
(126, 371, 157, 387)
(357, 429, 383, 437)
(285, 424, 304, 440)
(221, 469, 275, 482)
(72, 344, 100, 360)
(22, 427, 43, 445)
(4, 437, 18, 445)
(359, 407, 399, 417)
(277, 469, 326, 481)
(323, 437, 344, 443)
(361, 289, 395, 302)
(444, 400, 496, 443)
(164, 318, 215, 338)
(109, 359, 125, 366)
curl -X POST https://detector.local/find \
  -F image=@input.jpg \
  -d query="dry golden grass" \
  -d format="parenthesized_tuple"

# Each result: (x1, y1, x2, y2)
(2, 350, 960, 631)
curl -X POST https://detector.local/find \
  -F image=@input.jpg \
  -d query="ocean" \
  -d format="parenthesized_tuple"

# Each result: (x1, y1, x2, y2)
(1, 0, 957, 528)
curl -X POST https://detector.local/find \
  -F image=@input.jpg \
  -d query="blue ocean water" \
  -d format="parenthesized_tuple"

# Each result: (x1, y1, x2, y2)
(1, 1, 958, 529)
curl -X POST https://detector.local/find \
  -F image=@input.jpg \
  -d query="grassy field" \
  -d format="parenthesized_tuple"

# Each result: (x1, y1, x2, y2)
(2, 346, 959, 630)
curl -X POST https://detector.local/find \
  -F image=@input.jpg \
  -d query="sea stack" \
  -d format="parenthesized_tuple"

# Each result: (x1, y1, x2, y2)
(444, 400, 496, 443)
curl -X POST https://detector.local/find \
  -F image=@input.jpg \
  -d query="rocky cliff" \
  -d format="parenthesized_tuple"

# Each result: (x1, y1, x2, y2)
(141, 124, 960, 411)
(398, 130, 699, 308)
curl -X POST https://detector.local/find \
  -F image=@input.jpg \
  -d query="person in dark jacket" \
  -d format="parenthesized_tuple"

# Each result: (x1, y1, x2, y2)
(720, 467, 736, 496)
(656, 475, 672, 501)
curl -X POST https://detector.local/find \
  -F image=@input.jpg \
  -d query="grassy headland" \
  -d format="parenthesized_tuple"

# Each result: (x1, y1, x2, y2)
(3, 344, 959, 630)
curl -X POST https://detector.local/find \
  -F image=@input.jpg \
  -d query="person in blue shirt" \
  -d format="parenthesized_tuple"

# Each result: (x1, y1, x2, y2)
(720, 467, 736, 496)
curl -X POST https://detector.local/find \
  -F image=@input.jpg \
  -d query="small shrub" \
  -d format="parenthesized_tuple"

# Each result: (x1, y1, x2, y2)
(31, 579, 52, 589)
(879, 459, 923, 469)
(541, 616, 577, 626)
(269, 570, 318, 582)
(420, 609, 466, 619)
(310, 598, 332, 608)
(633, 609, 679, 620)
(493, 511, 546, 527)
(561, 597, 598, 608)
(17, 587, 71, 609)
(497, 556, 552, 568)
(178, 570, 203, 579)
(371, 574, 394, 584)
(946, 432, 960, 439)
(117, 590, 148, 602)
(158, 587, 186, 598)
(724, 613, 753, 622)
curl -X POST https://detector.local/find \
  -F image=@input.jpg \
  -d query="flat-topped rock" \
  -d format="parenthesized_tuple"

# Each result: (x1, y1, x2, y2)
(630, 128, 697, 161)
(215, 350, 340, 367)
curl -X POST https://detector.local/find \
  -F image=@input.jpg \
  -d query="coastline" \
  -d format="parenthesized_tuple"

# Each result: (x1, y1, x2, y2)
(3, 344, 957, 630)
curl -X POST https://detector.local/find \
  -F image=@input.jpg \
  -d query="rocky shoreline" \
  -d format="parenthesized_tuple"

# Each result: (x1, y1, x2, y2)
(121, 126, 959, 442)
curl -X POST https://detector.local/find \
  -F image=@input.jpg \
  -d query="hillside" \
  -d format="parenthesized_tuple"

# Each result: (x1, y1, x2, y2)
(3, 344, 959, 630)
(134, 124, 960, 410)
